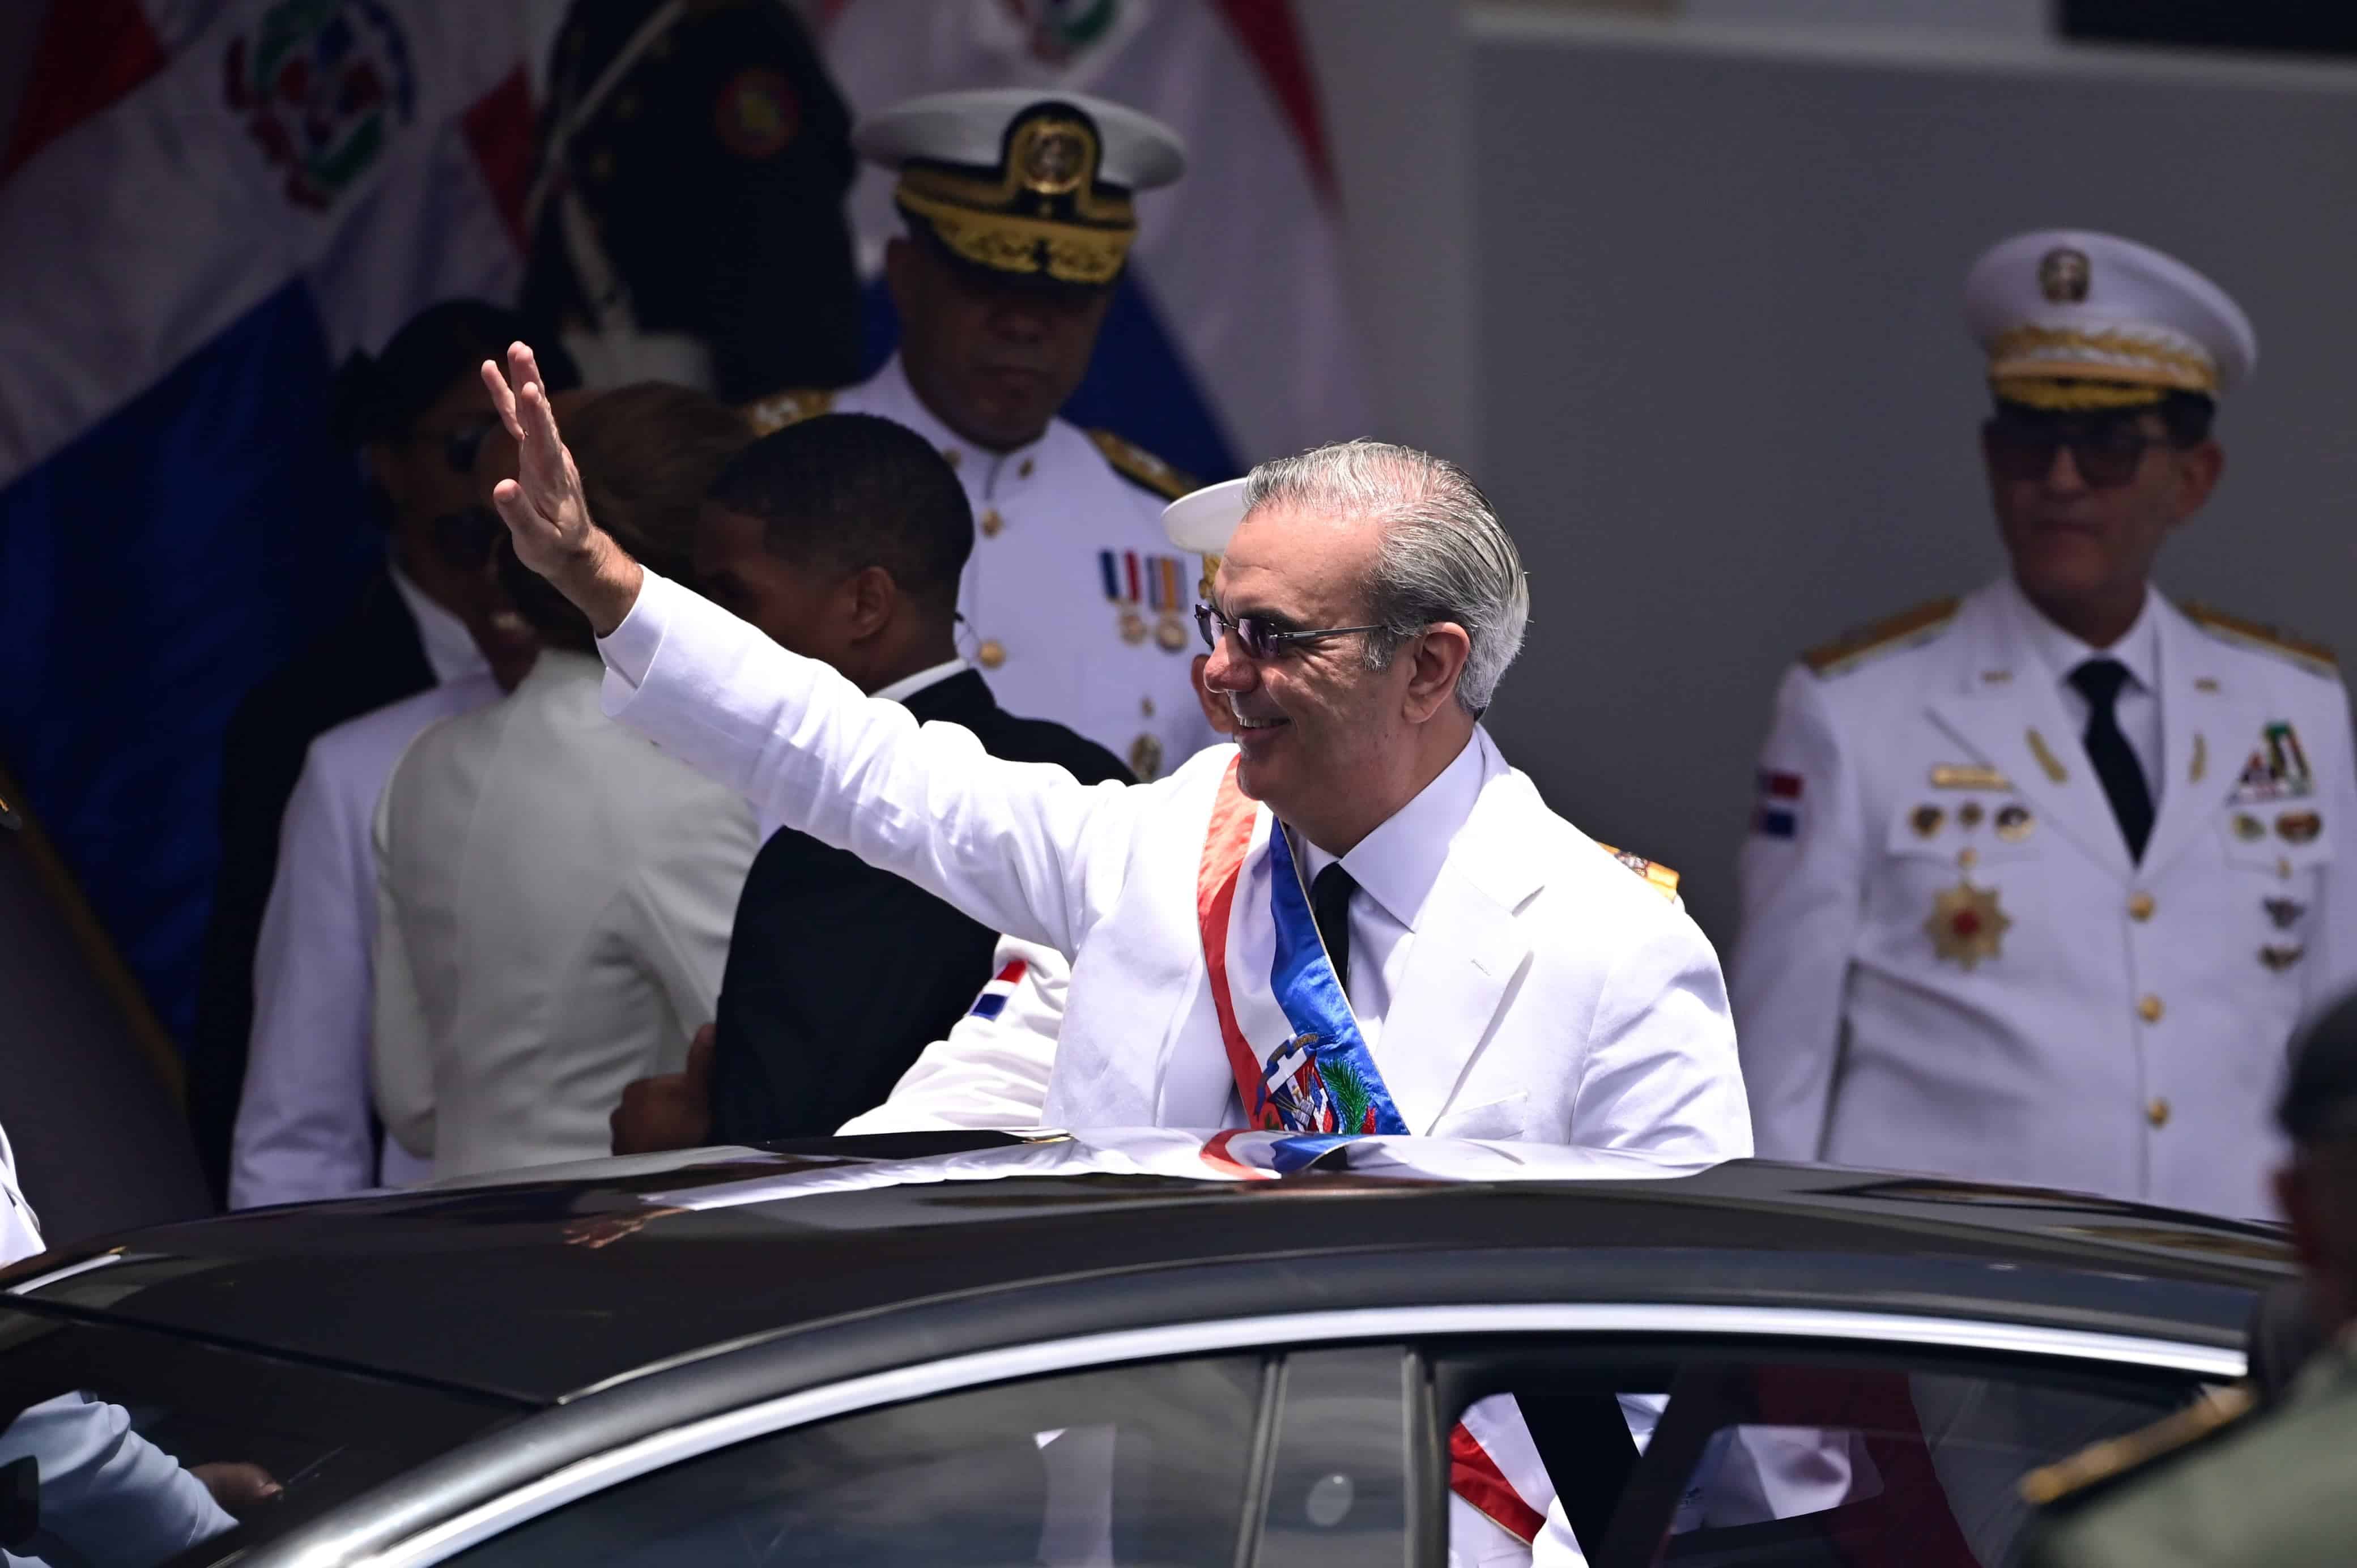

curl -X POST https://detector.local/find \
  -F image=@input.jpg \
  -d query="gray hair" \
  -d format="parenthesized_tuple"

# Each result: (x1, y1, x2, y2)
(1240, 439, 1529, 714)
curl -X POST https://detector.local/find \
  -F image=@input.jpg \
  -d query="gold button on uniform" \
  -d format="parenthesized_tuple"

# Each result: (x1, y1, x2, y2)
(2137, 994, 2163, 1024)
(976, 640, 1006, 670)
(2127, 892, 2155, 922)
(2146, 1097, 2171, 1128)
(979, 509, 1003, 538)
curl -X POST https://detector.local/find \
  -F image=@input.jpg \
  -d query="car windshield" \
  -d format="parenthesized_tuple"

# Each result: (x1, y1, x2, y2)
(0, 1303, 519, 1567)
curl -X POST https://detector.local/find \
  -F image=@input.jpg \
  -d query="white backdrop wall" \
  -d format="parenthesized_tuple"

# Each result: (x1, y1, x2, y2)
(1468, 9, 2357, 946)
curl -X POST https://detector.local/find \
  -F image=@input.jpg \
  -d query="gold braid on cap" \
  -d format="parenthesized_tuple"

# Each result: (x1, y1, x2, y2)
(1986, 325, 2218, 395)
(894, 115, 1139, 287)
(1991, 377, 2168, 412)
(1198, 554, 1222, 600)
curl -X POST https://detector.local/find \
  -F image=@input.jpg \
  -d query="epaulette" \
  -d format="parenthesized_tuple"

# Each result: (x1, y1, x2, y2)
(2182, 603, 2339, 679)
(2018, 1383, 2256, 1511)
(1802, 597, 1962, 678)
(1088, 429, 1196, 502)
(1596, 843, 1682, 904)
(741, 387, 836, 436)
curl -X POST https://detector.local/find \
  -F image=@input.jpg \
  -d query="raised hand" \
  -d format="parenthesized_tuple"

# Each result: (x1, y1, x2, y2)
(480, 342, 643, 635)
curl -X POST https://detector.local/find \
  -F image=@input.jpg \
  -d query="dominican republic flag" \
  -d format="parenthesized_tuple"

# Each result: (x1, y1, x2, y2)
(964, 956, 1030, 1020)
(0, 0, 533, 1043)
(817, 0, 1372, 482)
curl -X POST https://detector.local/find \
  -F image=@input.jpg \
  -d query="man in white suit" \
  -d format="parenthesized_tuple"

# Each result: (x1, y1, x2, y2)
(482, 341, 1748, 1157)
(372, 385, 760, 1183)
(1730, 229, 2357, 1220)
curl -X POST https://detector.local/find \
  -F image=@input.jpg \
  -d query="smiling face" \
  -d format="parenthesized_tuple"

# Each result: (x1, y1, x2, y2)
(1201, 503, 1444, 849)
(1983, 406, 2222, 633)
(886, 236, 1113, 453)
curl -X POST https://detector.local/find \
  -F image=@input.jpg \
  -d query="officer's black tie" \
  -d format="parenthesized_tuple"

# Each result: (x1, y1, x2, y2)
(1312, 863, 1358, 993)
(2069, 658, 2154, 862)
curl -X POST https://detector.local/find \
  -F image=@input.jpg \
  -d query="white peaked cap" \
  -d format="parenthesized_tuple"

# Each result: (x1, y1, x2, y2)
(1964, 229, 2256, 402)
(853, 88, 1186, 189)
(1162, 477, 1250, 556)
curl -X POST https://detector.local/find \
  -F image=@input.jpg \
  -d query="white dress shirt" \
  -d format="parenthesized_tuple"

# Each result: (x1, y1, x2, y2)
(387, 560, 488, 685)
(1296, 738, 1486, 1052)
(1997, 574, 2163, 804)
(229, 672, 501, 1209)
(372, 650, 758, 1181)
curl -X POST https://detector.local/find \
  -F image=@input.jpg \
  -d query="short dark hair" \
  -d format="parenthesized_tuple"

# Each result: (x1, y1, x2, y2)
(705, 413, 975, 614)
(332, 300, 578, 447)
(500, 384, 751, 651)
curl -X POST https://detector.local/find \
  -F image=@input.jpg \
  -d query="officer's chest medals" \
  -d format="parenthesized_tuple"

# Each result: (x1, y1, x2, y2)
(1917, 768, 2031, 970)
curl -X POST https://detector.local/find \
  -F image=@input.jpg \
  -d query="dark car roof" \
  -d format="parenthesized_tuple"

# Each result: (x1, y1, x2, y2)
(1, 1135, 2290, 1406)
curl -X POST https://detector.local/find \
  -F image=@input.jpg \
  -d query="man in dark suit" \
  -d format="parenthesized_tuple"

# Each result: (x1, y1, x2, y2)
(187, 306, 577, 1201)
(611, 414, 1128, 1151)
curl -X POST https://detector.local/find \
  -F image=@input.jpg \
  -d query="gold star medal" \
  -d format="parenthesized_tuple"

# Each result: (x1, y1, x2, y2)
(1926, 880, 2010, 970)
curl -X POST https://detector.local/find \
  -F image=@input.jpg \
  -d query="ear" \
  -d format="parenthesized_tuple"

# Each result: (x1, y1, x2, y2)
(1400, 623, 1472, 725)
(364, 438, 407, 505)
(2278, 1162, 2327, 1271)
(841, 564, 899, 642)
(2172, 438, 2225, 518)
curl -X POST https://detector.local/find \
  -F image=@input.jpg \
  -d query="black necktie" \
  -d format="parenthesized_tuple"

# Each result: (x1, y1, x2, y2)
(2069, 658, 2154, 862)
(1312, 863, 1357, 994)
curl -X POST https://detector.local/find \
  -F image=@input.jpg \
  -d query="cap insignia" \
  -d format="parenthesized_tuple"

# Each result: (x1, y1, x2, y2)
(1016, 119, 1092, 195)
(2038, 246, 2091, 305)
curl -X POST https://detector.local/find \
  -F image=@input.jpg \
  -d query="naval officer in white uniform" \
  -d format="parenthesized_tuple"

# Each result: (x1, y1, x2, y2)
(1730, 229, 2357, 1220)
(482, 340, 1748, 1154)
(744, 88, 1216, 784)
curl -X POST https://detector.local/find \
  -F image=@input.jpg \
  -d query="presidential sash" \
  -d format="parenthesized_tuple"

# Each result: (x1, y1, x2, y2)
(1197, 757, 1410, 1137)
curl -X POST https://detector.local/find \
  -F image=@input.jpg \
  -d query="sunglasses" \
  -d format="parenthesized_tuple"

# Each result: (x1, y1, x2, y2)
(1194, 603, 1384, 660)
(418, 412, 500, 476)
(1981, 416, 2169, 490)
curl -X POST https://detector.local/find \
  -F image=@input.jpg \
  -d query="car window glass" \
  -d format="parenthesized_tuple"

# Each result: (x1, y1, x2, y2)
(1437, 1346, 2199, 1568)
(450, 1354, 1269, 1568)
(1257, 1345, 1413, 1567)
(0, 1306, 516, 1568)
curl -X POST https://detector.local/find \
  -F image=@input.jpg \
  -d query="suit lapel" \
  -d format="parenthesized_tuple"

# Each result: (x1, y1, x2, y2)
(2138, 599, 2240, 881)
(1928, 589, 2134, 883)
(1368, 739, 1538, 1133)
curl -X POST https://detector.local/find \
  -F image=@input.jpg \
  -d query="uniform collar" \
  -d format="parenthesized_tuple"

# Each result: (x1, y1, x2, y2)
(864, 353, 1059, 486)
(1997, 573, 2162, 697)
(1297, 731, 1487, 932)
(389, 560, 488, 686)
(872, 657, 970, 705)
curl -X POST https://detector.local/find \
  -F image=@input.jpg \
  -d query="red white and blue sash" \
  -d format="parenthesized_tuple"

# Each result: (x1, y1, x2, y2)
(1197, 757, 1409, 1139)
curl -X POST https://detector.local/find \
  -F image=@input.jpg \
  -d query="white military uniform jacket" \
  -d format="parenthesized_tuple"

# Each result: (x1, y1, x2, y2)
(371, 650, 758, 1182)
(1731, 576, 2357, 1218)
(751, 355, 1218, 782)
(228, 673, 501, 1209)
(599, 572, 1750, 1154)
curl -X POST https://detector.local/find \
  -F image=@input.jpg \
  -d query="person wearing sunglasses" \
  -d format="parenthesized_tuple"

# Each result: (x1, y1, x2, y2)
(1730, 229, 2357, 1222)
(486, 338, 1750, 1163)
(190, 304, 582, 1207)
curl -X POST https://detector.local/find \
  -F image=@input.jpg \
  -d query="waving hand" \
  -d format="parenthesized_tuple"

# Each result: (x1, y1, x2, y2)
(482, 342, 643, 635)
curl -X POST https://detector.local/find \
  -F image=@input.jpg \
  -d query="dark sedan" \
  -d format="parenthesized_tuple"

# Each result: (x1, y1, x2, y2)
(0, 1131, 2290, 1567)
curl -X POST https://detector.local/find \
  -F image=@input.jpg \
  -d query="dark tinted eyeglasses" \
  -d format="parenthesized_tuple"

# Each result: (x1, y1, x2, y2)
(1981, 415, 2167, 490)
(1194, 603, 1384, 660)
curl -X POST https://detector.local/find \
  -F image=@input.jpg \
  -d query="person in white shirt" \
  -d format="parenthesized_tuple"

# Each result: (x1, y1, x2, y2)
(1730, 230, 2357, 1218)
(371, 385, 759, 1183)
(744, 88, 1217, 783)
(483, 341, 1748, 1156)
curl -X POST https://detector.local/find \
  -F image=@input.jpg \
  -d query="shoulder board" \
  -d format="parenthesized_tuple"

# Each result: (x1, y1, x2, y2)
(1596, 843, 1683, 904)
(1088, 429, 1197, 502)
(2182, 602, 2339, 679)
(1802, 597, 1962, 678)
(741, 387, 836, 436)
(2019, 1383, 2256, 1511)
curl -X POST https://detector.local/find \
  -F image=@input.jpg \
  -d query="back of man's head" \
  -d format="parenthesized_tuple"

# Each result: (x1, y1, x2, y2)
(706, 413, 974, 617)
(2276, 991, 2357, 1335)
(502, 384, 751, 652)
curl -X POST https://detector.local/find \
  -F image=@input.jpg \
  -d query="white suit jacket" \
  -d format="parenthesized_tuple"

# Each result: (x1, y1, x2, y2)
(1731, 577, 2357, 1217)
(229, 674, 499, 1209)
(372, 650, 758, 1181)
(601, 572, 1748, 1154)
